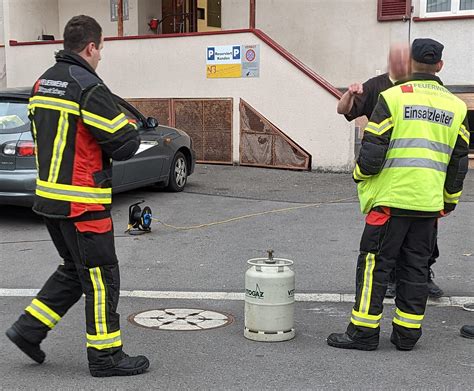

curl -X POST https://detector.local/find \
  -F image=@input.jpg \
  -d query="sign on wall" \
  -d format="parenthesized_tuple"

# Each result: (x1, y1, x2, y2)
(206, 45, 260, 78)
(110, 0, 129, 21)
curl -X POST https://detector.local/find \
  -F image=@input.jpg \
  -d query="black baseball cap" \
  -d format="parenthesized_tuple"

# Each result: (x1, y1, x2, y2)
(412, 38, 444, 64)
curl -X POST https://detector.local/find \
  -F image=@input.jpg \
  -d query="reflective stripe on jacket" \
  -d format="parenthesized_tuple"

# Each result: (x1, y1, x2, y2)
(355, 74, 469, 214)
(29, 50, 140, 218)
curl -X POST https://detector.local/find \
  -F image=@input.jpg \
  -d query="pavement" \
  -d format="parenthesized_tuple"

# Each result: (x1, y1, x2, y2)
(0, 164, 473, 390)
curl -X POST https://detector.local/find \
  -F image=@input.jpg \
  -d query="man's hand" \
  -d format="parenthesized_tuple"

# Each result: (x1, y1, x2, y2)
(337, 83, 364, 115)
(347, 83, 364, 96)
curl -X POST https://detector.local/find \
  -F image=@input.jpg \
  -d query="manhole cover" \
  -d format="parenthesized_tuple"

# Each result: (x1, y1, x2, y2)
(463, 303, 474, 312)
(128, 308, 234, 331)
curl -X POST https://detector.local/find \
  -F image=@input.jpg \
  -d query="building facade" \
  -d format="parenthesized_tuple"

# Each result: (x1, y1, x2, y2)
(0, 0, 472, 170)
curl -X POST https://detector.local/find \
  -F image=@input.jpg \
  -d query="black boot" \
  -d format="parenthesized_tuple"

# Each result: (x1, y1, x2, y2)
(460, 325, 474, 339)
(89, 352, 150, 377)
(390, 332, 414, 351)
(327, 332, 378, 351)
(6, 326, 45, 364)
(427, 269, 444, 298)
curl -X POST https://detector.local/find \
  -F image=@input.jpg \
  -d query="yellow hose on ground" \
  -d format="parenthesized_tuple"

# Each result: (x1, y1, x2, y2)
(151, 196, 357, 231)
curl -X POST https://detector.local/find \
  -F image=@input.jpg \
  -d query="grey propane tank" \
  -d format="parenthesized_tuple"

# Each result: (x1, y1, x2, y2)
(244, 250, 295, 342)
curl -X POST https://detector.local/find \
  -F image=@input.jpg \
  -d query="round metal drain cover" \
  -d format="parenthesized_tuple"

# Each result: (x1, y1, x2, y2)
(128, 308, 234, 331)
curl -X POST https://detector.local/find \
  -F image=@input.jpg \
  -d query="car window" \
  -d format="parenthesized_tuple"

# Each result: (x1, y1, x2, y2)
(116, 101, 144, 129)
(0, 101, 29, 133)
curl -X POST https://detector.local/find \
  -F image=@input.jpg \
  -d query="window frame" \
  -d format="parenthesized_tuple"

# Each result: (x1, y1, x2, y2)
(113, 96, 146, 129)
(419, 0, 474, 18)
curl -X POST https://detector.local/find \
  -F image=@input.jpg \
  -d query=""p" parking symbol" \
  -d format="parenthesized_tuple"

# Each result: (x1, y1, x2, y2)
(232, 46, 241, 60)
(207, 47, 215, 61)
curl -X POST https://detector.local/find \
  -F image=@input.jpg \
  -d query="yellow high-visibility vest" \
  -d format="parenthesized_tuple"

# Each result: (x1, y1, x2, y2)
(358, 80, 468, 214)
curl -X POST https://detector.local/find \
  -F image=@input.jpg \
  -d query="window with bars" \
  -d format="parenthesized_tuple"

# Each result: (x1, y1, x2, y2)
(420, 0, 474, 17)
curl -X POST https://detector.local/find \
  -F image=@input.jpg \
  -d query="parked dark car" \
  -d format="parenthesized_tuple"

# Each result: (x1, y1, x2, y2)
(0, 88, 196, 207)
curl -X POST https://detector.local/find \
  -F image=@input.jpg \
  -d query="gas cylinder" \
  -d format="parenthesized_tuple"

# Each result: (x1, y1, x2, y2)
(244, 250, 295, 342)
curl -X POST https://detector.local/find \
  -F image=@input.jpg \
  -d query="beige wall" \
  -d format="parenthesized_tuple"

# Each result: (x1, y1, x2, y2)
(255, 0, 408, 88)
(0, 1, 4, 44)
(138, 0, 161, 35)
(5, 0, 60, 41)
(221, 0, 249, 30)
(58, 0, 139, 38)
(0, 48, 6, 88)
(410, 19, 474, 86)
(0, 3, 4, 87)
(217, 0, 473, 87)
(3, 1, 472, 86)
(5, 32, 354, 171)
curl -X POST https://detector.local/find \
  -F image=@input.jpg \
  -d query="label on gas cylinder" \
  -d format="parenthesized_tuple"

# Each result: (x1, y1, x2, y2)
(246, 283, 265, 299)
(245, 283, 295, 303)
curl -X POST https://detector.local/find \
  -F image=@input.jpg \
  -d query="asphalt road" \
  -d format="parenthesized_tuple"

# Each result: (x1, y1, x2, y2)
(0, 165, 473, 390)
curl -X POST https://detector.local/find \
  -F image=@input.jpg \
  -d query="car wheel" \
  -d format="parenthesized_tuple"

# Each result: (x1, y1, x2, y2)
(167, 151, 187, 192)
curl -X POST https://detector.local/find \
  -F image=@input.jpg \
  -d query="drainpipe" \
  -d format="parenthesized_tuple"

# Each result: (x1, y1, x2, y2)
(118, 0, 124, 37)
(250, 0, 256, 29)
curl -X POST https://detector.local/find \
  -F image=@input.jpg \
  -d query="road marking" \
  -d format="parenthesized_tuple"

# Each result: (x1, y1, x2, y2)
(0, 289, 472, 307)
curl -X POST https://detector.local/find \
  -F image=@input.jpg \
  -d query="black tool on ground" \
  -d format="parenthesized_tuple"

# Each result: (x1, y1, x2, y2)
(126, 200, 152, 235)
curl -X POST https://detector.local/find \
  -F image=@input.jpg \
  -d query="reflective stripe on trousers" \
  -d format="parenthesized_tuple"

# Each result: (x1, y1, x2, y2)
(87, 267, 123, 350)
(359, 253, 376, 314)
(393, 308, 424, 329)
(89, 267, 108, 335)
(351, 252, 382, 329)
(25, 298, 61, 329)
(86, 330, 122, 350)
(351, 308, 382, 329)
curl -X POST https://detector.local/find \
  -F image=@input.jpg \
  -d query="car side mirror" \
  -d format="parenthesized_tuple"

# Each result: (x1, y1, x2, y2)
(146, 117, 159, 128)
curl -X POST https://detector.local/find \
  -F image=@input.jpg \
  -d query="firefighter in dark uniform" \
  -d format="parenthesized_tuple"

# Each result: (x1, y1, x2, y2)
(5, 15, 150, 376)
(337, 43, 444, 299)
(328, 39, 469, 351)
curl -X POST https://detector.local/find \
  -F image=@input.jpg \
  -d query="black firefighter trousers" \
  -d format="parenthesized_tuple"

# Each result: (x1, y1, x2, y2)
(346, 211, 437, 348)
(11, 211, 124, 369)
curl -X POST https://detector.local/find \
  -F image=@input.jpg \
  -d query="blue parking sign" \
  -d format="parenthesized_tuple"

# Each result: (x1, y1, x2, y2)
(207, 47, 215, 61)
(232, 46, 241, 60)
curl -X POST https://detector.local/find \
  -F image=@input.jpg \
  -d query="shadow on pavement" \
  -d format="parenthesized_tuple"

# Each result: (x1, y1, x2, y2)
(0, 205, 43, 224)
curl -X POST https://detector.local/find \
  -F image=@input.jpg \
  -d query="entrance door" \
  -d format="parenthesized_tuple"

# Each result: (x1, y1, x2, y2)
(161, 0, 197, 34)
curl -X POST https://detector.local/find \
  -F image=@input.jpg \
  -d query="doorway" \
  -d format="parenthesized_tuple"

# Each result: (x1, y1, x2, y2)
(161, 0, 197, 34)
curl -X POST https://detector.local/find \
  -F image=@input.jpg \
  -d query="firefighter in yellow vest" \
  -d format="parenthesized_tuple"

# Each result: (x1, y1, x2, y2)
(327, 39, 470, 351)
